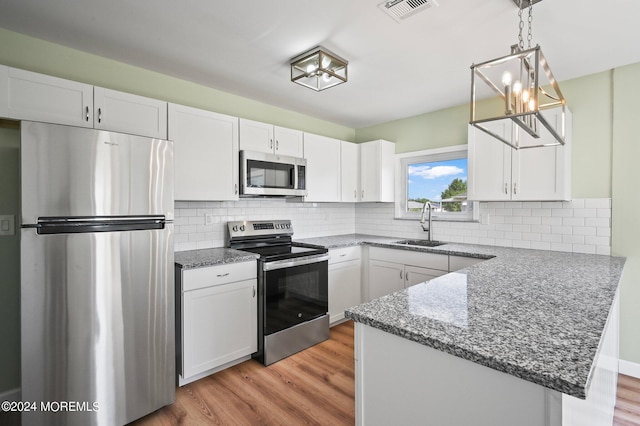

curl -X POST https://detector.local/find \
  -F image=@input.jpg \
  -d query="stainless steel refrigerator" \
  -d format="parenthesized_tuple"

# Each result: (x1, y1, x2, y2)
(20, 121, 175, 425)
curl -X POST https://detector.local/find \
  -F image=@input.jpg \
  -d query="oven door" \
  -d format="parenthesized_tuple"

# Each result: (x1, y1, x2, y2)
(262, 254, 329, 335)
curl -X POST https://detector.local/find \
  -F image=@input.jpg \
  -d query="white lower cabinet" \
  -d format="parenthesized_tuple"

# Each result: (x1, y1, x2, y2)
(368, 247, 448, 300)
(328, 246, 362, 324)
(449, 255, 484, 272)
(177, 261, 257, 385)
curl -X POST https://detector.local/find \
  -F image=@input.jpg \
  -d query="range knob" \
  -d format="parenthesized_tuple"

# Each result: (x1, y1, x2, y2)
(232, 225, 238, 232)
(286, 223, 291, 229)
(239, 225, 245, 231)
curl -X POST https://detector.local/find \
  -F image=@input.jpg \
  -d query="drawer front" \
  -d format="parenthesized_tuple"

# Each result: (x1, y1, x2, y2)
(182, 261, 257, 292)
(369, 247, 448, 271)
(329, 246, 361, 264)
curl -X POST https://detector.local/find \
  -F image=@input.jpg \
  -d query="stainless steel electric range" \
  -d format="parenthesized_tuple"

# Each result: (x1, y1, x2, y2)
(228, 220, 329, 365)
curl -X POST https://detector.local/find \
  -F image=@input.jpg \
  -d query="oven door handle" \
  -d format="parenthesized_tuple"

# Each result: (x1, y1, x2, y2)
(263, 253, 330, 271)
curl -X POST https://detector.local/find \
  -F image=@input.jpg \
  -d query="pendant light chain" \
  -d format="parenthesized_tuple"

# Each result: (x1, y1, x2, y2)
(527, 0, 533, 49)
(517, 0, 524, 51)
(516, 0, 534, 51)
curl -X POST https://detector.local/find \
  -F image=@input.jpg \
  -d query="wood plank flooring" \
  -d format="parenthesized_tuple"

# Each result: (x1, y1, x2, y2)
(615, 374, 640, 425)
(129, 320, 640, 425)
(130, 321, 355, 425)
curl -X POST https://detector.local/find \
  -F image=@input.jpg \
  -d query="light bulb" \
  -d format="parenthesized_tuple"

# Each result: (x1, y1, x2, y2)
(502, 71, 512, 86)
(522, 89, 530, 103)
(306, 63, 318, 74)
(528, 99, 536, 111)
(321, 56, 331, 69)
(512, 80, 522, 94)
(322, 72, 332, 82)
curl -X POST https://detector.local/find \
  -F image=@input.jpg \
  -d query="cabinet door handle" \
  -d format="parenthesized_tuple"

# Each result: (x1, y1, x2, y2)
(354, 190, 357, 199)
(513, 182, 517, 195)
(504, 183, 508, 194)
(270, 139, 273, 150)
(400, 270, 403, 279)
(98, 107, 102, 123)
(252, 286, 256, 298)
(361, 190, 365, 199)
(276, 140, 279, 150)
(339, 253, 347, 257)
(234, 184, 238, 195)
(85, 106, 90, 122)
(405, 271, 409, 281)
(216, 272, 229, 278)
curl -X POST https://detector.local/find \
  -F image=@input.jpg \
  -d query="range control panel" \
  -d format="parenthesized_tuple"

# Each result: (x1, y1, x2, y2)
(227, 220, 293, 238)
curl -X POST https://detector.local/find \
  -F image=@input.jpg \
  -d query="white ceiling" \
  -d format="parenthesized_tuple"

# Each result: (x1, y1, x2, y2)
(0, 0, 639, 128)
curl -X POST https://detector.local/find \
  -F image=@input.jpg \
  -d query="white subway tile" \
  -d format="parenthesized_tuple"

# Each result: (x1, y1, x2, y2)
(597, 208, 612, 218)
(585, 236, 610, 246)
(551, 225, 572, 235)
(562, 235, 585, 245)
(542, 201, 563, 209)
(513, 208, 532, 217)
(562, 217, 585, 227)
(541, 234, 562, 243)
(552, 208, 573, 217)
(512, 240, 531, 249)
(584, 199, 611, 209)
(572, 245, 596, 254)
(530, 241, 551, 251)
(573, 208, 597, 218)
(522, 216, 542, 225)
(585, 217, 610, 227)
(550, 242, 572, 252)
(532, 208, 552, 217)
(573, 226, 596, 236)
(541, 217, 563, 226)
(596, 246, 611, 255)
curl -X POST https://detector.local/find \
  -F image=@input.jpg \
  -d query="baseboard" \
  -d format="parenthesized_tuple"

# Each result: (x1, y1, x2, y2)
(619, 359, 640, 378)
(0, 388, 21, 402)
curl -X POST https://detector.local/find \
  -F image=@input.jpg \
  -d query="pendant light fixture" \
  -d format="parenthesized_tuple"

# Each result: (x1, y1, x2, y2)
(290, 47, 348, 91)
(470, 0, 567, 149)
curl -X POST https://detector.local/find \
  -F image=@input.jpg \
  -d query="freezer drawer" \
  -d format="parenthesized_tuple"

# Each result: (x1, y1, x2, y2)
(20, 225, 175, 425)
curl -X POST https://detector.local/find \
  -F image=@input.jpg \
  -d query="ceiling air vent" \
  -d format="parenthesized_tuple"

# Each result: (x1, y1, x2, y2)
(378, 0, 439, 23)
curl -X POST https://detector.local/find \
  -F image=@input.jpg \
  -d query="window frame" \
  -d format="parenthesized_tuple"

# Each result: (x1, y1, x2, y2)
(394, 144, 478, 221)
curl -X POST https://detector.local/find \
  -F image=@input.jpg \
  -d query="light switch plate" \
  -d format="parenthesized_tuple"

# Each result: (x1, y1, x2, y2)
(0, 214, 15, 236)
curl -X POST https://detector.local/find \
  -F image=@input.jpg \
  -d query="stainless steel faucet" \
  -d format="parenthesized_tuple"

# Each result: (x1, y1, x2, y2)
(420, 201, 432, 240)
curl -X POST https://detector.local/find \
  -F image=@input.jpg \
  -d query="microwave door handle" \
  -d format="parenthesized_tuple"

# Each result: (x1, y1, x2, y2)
(293, 164, 298, 190)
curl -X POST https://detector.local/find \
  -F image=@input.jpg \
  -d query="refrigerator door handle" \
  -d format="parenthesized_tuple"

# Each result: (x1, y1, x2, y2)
(36, 217, 167, 235)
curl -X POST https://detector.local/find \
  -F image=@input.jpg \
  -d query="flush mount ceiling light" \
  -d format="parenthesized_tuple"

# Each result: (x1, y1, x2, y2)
(290, 47, 348, 91)
(470, 0, 566, 149)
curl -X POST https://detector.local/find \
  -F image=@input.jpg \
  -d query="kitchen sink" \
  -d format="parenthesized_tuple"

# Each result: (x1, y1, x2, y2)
(394, 239, 445, 247)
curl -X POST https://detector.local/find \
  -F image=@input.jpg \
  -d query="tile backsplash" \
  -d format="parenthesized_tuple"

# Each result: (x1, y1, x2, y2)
(175, 198, 611, 255)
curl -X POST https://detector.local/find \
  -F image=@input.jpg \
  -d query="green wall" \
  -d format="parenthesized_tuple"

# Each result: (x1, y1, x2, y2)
(612, 62, 640, 364)
(0, 28, 355, 142)
(0, 125, 20, 394)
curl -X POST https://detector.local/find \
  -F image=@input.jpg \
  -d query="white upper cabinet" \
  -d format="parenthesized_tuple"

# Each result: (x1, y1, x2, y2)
(94, 87, 167, 139)
(0, 65, 8, 118)
(168, 103, 239, 201)
(360, 139, 395, 202)
(341, 141, 360, 202)
(239, 118, 303, 157)
(304, 133, 341, 202)
(468, 107, 572, 201)
(4, 67, 93, 127)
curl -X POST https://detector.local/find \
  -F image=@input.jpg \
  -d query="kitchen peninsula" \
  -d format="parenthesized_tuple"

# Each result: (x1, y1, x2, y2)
(298, 235, 625, 426)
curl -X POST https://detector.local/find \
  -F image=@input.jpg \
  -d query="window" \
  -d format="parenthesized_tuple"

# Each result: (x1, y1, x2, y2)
(395, 145, 477, 221)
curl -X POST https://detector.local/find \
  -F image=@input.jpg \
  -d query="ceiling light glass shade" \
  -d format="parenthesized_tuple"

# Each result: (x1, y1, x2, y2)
(470, 45, 567, 149)
(291, 47, 348, 91)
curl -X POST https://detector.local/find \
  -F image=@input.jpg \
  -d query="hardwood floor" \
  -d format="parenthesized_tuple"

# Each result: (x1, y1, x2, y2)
(130, 320, 640, 425)
(615, 374, 640, 425)
(131, 321, 355, 425)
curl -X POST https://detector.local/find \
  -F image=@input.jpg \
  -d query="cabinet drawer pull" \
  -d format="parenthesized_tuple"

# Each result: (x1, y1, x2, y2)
(85, 106, 90, 122)
(339, 253, 347, 257)
(216, 272, 230, 278)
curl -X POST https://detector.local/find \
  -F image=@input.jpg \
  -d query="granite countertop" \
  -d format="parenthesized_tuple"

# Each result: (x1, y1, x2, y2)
(175, 247, 259, 269)
(297, 234, 626, 399)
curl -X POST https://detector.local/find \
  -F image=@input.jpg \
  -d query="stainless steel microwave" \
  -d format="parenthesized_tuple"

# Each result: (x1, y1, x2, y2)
(240, 150, 307, 197)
